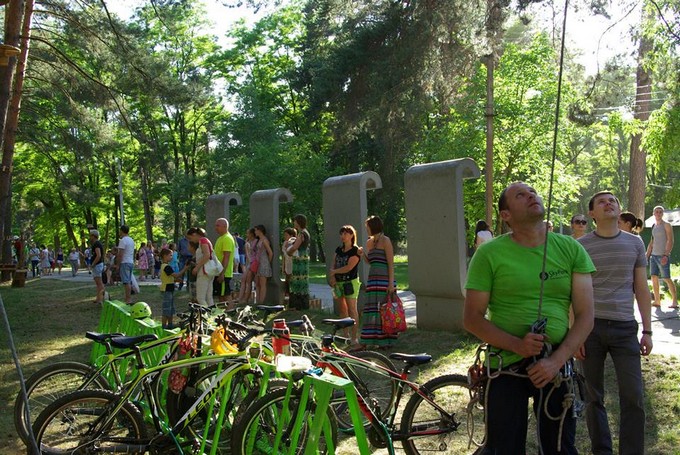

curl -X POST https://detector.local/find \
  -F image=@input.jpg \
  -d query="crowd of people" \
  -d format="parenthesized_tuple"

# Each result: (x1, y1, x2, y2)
(14, 188, 675, 452)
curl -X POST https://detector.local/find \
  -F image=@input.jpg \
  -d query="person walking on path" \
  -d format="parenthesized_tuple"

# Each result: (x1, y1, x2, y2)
(646, 205, 678, 309)
(68, 248, 81, 277)
(358, 215, 398, 349)
(55, 248, 64, 274)
(577, 191, 653, 455)
(89, 230, 106, 305)
(29, 244, 41, 277)
(464, 181, 595, 455)
(115, 225, 136, 305)
(39, 245, 51, 276)
(286, 214, 311, 309)
(214, 218, 236, 306)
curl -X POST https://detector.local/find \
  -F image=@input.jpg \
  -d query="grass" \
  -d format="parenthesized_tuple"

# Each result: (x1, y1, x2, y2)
(1, 276, 679, 454)
(309, 256, 410, 289)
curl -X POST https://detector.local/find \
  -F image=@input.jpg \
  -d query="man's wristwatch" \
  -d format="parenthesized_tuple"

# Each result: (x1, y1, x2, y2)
(642, 330, 652, 336)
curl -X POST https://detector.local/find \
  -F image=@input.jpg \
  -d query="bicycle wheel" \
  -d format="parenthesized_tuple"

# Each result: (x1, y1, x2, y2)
(332, 350, 397, 432)
(400, 374, 485, 455)
(14, 361, 111, 445)
(231, 386, 338, 455)
(166, 365, 288, 453)
(32, 389, 147, 454)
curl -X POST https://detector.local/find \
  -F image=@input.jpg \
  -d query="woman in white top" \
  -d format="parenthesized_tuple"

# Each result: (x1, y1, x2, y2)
(474, 220, 493, 248)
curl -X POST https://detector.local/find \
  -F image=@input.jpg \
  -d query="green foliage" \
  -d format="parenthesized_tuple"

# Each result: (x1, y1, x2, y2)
(6, 0, 680, 250)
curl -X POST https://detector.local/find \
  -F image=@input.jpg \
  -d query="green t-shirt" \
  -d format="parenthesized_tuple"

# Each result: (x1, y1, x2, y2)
(465, 232, 595, 367)
(215, 233, 236, 278)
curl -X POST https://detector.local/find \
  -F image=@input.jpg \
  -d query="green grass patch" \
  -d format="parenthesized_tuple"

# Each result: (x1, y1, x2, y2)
(309, 260, 410, 289)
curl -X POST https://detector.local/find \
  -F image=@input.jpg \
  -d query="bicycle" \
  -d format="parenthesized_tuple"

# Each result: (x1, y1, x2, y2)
(30, 318, 283, 454)
(232, 330, 486, 455)
(14, 301, 227, 446)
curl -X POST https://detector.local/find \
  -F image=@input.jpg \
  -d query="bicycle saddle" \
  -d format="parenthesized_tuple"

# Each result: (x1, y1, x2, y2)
(85, 331, 124, 344)
(321, 317, 356, 329)
(256, 305, 285, 313)
(109, 334, 159, 349)
(389, 353, 432, 365)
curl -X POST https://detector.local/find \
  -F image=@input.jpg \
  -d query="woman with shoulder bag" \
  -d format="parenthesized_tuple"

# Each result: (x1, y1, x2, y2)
(328, 225, 361, 348)
(186, 227, 214, 306)
(358, 215, 397, 349)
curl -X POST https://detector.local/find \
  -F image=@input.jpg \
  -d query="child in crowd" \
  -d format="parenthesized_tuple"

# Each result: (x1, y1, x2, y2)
(281, 227, 297, 301)
(159, 248, 189, 330)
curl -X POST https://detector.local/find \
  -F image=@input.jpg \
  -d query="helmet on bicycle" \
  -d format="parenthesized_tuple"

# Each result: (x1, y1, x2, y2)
(130, 302, 152, 320)
(210, 327, 239, 355)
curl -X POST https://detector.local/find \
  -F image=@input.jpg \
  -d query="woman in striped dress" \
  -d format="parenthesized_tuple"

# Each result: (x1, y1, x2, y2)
(359, 215, 397, 348)
(287, 214, 311, 310)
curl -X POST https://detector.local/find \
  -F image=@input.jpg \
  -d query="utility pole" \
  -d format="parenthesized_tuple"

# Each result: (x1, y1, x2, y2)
(484, 54, 495, 229)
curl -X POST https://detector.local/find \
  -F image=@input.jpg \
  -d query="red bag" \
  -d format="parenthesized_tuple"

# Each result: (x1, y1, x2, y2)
(380, 292, 407, 335)
(168, 333, 197, 394)
(249, 258, 259, 274)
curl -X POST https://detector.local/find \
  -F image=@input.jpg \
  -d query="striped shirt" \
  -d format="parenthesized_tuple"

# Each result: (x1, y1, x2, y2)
(578, 231, 647, 321)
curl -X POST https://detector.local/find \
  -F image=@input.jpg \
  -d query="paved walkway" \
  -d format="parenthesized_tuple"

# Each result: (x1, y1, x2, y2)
(36, 269, 680, 356)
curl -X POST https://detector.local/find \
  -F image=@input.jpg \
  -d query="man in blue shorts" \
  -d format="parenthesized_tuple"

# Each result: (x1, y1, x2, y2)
(115, 225, 136, 304)
(646, 205, 678, 308)
(464, 181, 595, 455)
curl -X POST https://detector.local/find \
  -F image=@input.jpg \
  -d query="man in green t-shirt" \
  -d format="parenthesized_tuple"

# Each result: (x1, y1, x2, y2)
(464, 181, 595, 455)
(214, 218, 236, 306)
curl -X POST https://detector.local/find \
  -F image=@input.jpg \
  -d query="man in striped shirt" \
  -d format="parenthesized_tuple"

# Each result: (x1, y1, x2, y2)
(577, 191, 653, 455)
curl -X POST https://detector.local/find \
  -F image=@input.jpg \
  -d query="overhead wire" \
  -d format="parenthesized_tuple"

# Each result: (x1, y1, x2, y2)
(535, 1, 570, 453)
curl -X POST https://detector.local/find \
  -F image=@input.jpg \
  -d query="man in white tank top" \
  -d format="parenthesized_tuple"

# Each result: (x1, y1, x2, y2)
(646, 205, 678, 308)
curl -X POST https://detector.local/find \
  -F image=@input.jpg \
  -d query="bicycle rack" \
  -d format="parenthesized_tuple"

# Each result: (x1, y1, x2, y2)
(290, 372, 372, 455)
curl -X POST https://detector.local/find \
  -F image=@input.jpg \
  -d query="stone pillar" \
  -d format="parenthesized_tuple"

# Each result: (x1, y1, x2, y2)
(323, 171, 382, 282)
(205, 193, 242, 246)
(323, 171, 382, 313)
(405, 158, 480, 331)
(250, 188, 294, 304)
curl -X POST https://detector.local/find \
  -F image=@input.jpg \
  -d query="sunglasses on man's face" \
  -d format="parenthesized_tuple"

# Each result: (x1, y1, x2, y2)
(572, 220, 587, 225)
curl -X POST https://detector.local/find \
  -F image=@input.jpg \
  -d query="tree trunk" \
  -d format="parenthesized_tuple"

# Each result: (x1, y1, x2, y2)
(0, 0, 29, 279)
(58, 190, 79, 248)
(139, 159, 153, 242)
(628, 5, 653, 219)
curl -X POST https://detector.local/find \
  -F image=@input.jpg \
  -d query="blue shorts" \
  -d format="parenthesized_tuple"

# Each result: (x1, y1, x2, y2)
(162, 291, 175, 317)
(119, 263, 133, 284)
(92, 262, 104, 278)
(650, 254, 671, 279)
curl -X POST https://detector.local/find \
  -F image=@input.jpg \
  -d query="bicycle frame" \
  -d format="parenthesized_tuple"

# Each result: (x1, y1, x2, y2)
(59, 334, 276, 454)
(317, 342, 459, 445)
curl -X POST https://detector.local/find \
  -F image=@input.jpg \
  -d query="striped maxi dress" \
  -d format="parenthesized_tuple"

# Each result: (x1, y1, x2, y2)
(359, 247, 397, 347)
